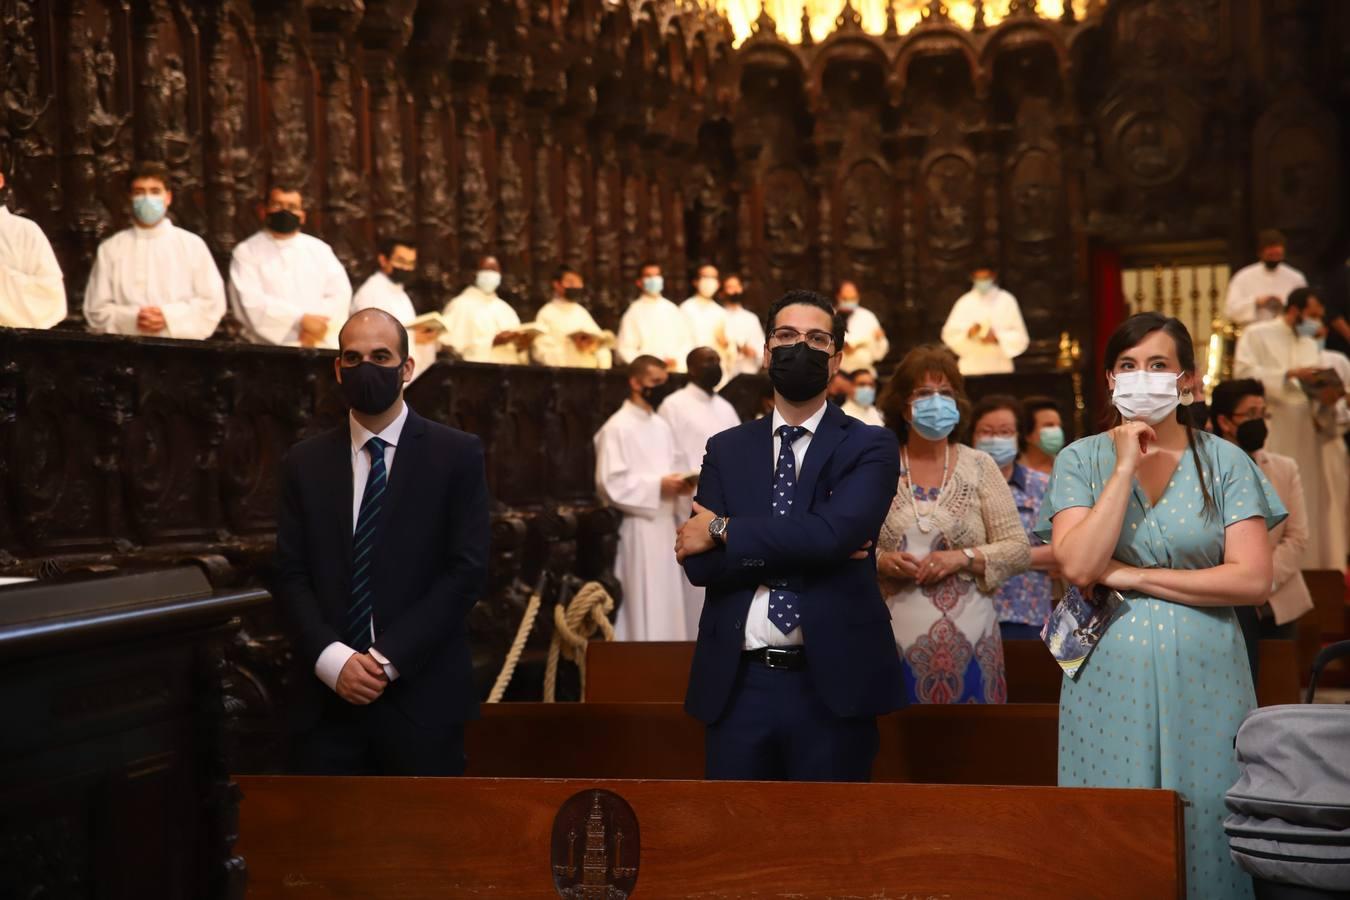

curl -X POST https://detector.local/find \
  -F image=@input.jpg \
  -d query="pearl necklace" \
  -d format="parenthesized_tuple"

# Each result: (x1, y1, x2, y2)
(902, 444, 951, 534)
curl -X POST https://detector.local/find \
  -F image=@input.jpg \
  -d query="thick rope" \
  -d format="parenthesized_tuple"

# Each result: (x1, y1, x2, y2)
(486, 589, 543, 703)
(543, 582, 616, 703)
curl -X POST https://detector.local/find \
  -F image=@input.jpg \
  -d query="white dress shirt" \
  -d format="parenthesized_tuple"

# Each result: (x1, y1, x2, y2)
(940, 287, 1030, 376)
(742, 400, 829, 650)
(313, 401, 409, 692)
(229, 229, 352, 347)
(0, 206, 65, 329)
(351, 271, 436, 380)
(1225, 261, 1307, 325)
(84, 219, 225, 339)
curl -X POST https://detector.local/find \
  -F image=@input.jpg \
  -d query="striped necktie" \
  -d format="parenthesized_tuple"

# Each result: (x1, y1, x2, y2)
(347, 436, 388, 651)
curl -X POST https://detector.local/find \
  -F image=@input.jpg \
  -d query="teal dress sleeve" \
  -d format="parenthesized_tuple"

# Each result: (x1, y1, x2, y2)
(1034, 437, 1097, 543)
(1209, 435, 1288, 531)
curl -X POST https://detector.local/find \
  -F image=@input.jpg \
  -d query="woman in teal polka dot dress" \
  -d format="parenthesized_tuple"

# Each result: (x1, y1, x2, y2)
(1037, 313, 1285, 900)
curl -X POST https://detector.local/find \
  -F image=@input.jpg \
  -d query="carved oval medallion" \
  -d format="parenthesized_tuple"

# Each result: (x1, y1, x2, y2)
(550, 789, 639, 899)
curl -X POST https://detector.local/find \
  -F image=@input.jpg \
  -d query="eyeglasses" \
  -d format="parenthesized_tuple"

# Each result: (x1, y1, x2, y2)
(1232, 410, 1272, 423)
(768, 327, 836, 353)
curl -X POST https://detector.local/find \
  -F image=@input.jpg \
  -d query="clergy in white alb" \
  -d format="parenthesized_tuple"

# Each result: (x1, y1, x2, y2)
(532, 264, 613, 369)
(0, 170, 65, 330)
(680, 264, 729, 360)
(841, 369, 885, 427)
(230, 186, 351, 348)
(658, 348, 742, 636)
(1234, 290, 1332, 568)
(834, 281, 890, 374)
(84, 163, 225, 340)
(351, 238, 437, 381)
(1225, 230, 1307, 325)
(1314, 343, 1350, 567)
(940, 267, 1029, 376)
(616, 265, 694, 372)
(441, 255, 529, 365)
(720, 275, 766, 379)
(594, 356, 692, 641)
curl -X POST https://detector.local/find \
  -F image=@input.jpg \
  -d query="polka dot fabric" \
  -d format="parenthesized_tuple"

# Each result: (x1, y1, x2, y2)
(768, 424, 807, 635)
(1036, 431, 1286, 900)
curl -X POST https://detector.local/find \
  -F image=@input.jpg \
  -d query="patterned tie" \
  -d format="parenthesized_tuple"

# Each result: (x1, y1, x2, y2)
(768, 424, 807, 635)
(347, 436, 388, 651)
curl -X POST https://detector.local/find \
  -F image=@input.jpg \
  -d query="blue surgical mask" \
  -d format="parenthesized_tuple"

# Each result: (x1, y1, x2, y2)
(1296, 318, 1322, 339)
(974, 278, 995, 294)
(642, 275, 664, 296)
(475, 269, 502, 294)
(853, 386, 876, 407)
(976, 436, 1019, 467)
(132, 195, 167, 226)
(910, 394, 960, 441)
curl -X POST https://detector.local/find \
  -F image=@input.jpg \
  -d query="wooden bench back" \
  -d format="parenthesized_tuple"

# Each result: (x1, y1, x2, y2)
(237, 775, 1184, 899)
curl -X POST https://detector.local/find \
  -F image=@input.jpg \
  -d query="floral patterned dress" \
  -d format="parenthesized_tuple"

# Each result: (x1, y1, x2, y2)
(877, 444, 1030, 704)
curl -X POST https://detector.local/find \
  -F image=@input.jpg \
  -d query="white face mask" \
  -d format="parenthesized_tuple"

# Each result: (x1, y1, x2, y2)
(1111, 371, 1181, 425)
(476, 270, 502, 294)
(697, 277, 719, 298)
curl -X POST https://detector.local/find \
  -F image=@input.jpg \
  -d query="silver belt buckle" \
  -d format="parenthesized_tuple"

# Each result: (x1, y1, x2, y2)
(763, 647, 794, 669)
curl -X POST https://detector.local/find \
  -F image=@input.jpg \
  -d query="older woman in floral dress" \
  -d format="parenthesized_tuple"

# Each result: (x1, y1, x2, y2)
(874, 345, 1029, 703)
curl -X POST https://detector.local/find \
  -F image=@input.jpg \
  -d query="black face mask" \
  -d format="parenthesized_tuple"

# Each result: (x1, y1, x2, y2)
(1262, 259, 1280, 271)
(267, 209, 302, 234)
(563, 286, 586, 303)
(339, 361, 404, 415)
(722, 292, 742, 304)
(387, 267, 414, 285)
(769, 342, 832, 403)
(1236, 418, 1268, 454)
(691, 364, 722, 393)
(641, 381, 677, 410)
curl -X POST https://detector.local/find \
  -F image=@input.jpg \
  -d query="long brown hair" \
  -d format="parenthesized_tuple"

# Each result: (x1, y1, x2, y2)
(878, 344, 970, 445)
(1103, 313, 1216, 517)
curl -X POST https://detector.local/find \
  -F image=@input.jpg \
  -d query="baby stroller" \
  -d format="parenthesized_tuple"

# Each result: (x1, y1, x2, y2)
(1225, 640, 1350, 899)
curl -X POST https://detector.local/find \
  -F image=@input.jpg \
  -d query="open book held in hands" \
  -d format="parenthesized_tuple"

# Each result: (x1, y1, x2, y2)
(409, 311, 451, 335)
(1041, 583, 1124, 679)
(569, 328, 617, 349)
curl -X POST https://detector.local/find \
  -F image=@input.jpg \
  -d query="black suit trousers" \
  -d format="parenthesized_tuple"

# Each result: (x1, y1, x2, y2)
(289, 690, 466, 777)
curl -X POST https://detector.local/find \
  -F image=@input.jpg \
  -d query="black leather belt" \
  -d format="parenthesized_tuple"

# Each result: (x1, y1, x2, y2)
(742, 646, 807, 671)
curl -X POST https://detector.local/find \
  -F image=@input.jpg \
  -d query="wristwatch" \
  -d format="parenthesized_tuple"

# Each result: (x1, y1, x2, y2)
(962, 548, 976, 568)
(708, 516, 729, 545)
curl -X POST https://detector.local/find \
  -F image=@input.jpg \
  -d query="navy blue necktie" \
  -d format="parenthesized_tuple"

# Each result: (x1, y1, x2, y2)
(768, 424, 807, 635)
(347, 436, 388, 651)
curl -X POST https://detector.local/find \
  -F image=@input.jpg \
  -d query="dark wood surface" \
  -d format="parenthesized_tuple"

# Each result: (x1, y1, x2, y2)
(466, 701, 1059, 785)
(236, 775, 1185, 899)
(0, 568, 270, 900)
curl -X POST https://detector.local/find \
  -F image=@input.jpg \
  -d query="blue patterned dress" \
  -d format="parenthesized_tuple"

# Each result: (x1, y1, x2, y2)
(1036, 431, 1285, 900)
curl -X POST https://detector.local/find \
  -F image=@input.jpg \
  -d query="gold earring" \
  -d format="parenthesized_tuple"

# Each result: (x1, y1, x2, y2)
(1179, 388, 1195, 407)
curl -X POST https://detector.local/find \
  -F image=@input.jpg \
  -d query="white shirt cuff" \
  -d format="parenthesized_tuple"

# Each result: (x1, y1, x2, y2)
(369, 646, 399, 682)
(315, 641, 357, 692)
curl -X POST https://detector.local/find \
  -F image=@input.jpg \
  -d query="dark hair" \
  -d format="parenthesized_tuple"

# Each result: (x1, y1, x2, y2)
(877, 344, 969, 445)
(1287, 286, 1315, 311)
(846, 368, 875, 382)
(377, 235, 415, 258)
(723, 271, 744, 283)
(1257, 228, 1286, 250)
(1208, 378, 1264, 430)
(1021, 395, 1062, 439)
(968, 394, 1023, 448)
(971, 260, 997, 273)
(1103, 312, 1215, 516)
(764, 289, 846, 350)
(339, 307, 409, 360)
(638, 260, 662, 274)
(626, 354, 665, 380)
(553, 263, 579, 283)
(128, 160, 172, 192)
(265, 182, 302, 200)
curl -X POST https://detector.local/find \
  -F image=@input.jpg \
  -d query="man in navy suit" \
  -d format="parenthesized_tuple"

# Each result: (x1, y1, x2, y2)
(676, 289, 902, 781)
(275, 307, 490, 775)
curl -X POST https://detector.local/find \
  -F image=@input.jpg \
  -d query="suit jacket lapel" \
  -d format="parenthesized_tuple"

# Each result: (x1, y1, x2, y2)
(743, 414, 773, 517)
(321, 425, 355, 582)
(795, 403, 849, 509)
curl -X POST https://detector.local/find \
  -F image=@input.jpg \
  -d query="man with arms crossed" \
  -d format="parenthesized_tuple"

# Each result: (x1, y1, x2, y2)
(677, 289, 901, 782)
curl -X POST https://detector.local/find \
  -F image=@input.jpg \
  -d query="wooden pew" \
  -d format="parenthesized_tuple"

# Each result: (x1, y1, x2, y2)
(237, 775, 1185, 899)
(466, 702, 1059, 785)
(1303, 569, 1348, 640)
(587, 638, 1301, 706)
(586, 639, 1065, 703)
